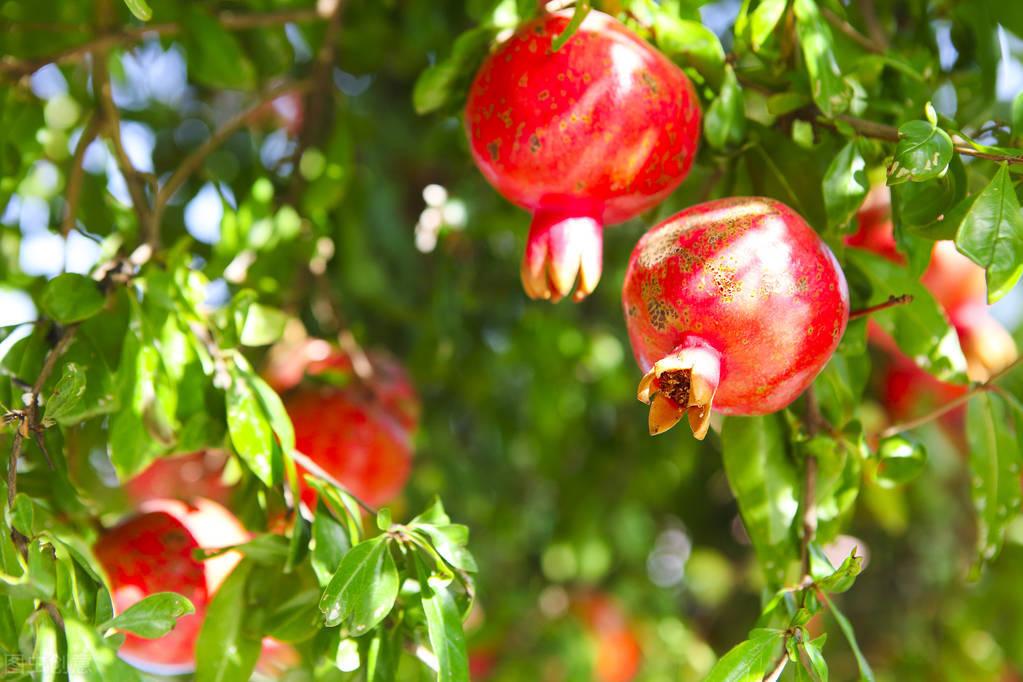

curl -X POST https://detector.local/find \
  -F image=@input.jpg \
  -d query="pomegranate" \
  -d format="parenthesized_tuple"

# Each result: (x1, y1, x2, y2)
(464, 9, 701, 301)
(286, 389, 412, 508)
(575, 594, 642, 682)
(94, 499, 248, 674)
(124, 451, 230, 506)
(622, 197, 849, 438)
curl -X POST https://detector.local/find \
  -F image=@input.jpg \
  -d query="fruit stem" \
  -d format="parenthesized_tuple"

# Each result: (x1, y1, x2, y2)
(636, 339, 721, 439)
(848, 293, 913, 320)
(520, 208, 603, 303)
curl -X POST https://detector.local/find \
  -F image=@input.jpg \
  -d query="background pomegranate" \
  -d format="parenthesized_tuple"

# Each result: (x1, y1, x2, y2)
(575, 593, 642, 682)
(464, 9, 701, 302)
(94, 499, 248, 674)
(124, 451, 230, 506)
(622, 197, 849, 438)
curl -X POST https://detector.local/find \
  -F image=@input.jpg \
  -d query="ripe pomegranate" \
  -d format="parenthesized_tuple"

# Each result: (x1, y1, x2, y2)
(94, 499, 248, 674)
(286, 390, 412, 508)
(622, 197, 849, 438)
(575, 594, 642, 682)
(464, 9, 701, 302)
(124, 451, 229, 506)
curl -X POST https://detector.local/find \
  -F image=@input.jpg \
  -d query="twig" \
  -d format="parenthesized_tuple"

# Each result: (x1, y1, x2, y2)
(0, 8, 326, 80)
(857, 0, 887, 50)
(848, 294, 913, 320)
(61, 114, 102, 237)
(879, 355, 1023, 438)
(289, 447, 377, 515)
(151, 79, 313, 227)
(764, 648, 789, 682)
(821, 7, 884, 54)
(833, 115, 1023, 165)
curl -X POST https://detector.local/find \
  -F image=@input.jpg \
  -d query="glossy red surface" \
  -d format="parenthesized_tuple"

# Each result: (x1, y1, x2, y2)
(623, 197, 849, 414)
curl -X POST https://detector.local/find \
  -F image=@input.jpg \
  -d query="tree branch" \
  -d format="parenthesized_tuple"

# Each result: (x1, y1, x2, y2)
(61, 114, 102, 237)
(0, 8, 326, 81)
(821, 7, 884, 54)
(879, 355, 1023, 438)
(764, 648, 789, 682)
(151, 79, 313, 227)
(848, 294, 913, 320)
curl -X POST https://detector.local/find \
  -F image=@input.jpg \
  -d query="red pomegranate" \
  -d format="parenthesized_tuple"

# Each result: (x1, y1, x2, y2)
(94, 499, 248, 674)
(286, 389, 412, 509)
(124, 451, 230, 506)
(575, 594, 642, 682)
(465, 9, 701, 302)
(622, 197, 849, 437)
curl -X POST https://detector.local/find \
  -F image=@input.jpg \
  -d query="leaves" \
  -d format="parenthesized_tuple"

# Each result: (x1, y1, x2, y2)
(415, 554, 470, 682)
(319, 536, 399, 635)
(40, 273, 105, 324)
(750, 0, 788, 52)
(653, 11, 726, 87)
(226, 355, 285, 487)
(954, 163, 1023, 303)
(792, 0, 850, 117)
(818, 592, 874, 681)
(823, 139, 869, 232)
(101, 592, 195, 639)
(721, 415, 800, 584)
(887, 120, 954, 185)
(967, 392, 1022, 570)
(122, 0, 151, 21)
(704, 628, 786, 682)
(413, 26, 497, 115)
(42, 362, 86, 425)
(182, 6, 256, 90)
(874, 435, 927, 488)
(705, 65, 746, 150)
(64, 617, 141, 682)
(195, 561, 262, 682)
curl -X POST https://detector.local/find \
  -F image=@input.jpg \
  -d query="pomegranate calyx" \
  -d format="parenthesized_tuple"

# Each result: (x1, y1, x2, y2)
(637, 343, 721, 439)
(521, 209, 603, 302)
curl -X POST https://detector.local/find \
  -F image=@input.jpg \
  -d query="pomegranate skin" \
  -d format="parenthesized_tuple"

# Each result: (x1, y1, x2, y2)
(286, 389, 412, 508)
(465, 10, 701, 301)
(623, 197, 849, 436)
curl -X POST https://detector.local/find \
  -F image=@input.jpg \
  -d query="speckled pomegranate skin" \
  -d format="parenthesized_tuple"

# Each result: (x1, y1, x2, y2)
(287, 390, 412, 508)
(95, 512, 208, 674)
(623, 197, 849, 415)
(464, 9, 700, 300)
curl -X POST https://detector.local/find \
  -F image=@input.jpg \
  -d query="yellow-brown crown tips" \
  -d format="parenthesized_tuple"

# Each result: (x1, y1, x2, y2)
(648, 393, 685, 435)
(636, 369, 657, 404)
(687, 405, 711, 440)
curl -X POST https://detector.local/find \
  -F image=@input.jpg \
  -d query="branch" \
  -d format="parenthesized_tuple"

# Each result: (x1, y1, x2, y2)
(151, 79, 313, 227)
(833, 115, 1023, 165)
(61, 114, 102, 237)
(289, 447, 377, 516)
(764, 648, 789, 682)
(879, 355, 1023, 438)
(821, 7, 884, 54)
(0, 8, 326, 80)
(848, 294, 913, 320)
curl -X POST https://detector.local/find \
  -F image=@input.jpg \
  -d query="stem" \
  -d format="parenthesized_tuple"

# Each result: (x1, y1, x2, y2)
(61, 115, 102, 237)
(821, 7, 884, 54)
(857, 0, 888, 50)
(0, 8, 327, 80)
(879, 355, 1023, 438)
(288, 447, 377, 516)
(152, 79, 313, 226)
(848, 294, 914, 320)
(764, 648, 789, 682)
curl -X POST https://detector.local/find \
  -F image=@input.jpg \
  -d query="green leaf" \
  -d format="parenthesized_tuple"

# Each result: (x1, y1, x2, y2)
(101, 592, 195, 639)
(238, 303, 287, 347)
(874, 435, 927, 488)
(415, 553, 469, 682)
(803, 634, 829, 682)
(42, 362, 86, 425)
(551, 0, 590, 52)
(967, 392, 1022, 569)
(312, 501, 351, 586)
(704, 628, 786, 682)
(123, 0, 151, 21)
(818, 592, 874, 681)
(653, 12, 726, 88)
(195, 561, 261, 682)
(413, 26, 497, 115)
(845, 249, 968, 382)
(32, 609, 60, 682)
(1012, 91, 1023, 139)
(750, 0, 788, 52)
(376, 507, 392, 532)
(823, 139, 869, 233)
(366, 626, 402, 682)
(886, 120, 954, 185)
(226, 360, 278, 487)
(413, 524, 479, 573)
(721, 415, 800, 585)
(954, 163, 1023, 303)
(705, 65, 746, 150)
(792, 0, 850, 117)
(64, 617, 142, 682)
(182, 7, 257, 90)
(319, 536, 399, 635)
(40, 273, 105, 324)
(814, 547, 863, 593)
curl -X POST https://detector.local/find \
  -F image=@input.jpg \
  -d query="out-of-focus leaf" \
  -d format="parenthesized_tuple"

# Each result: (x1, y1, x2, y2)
(366, 626, 401, 682)
(845, 249, 968, 382)
(413, 26, 497, 115)
(750, 0, 788, 52)
(967, 392, 1022, 570)
(887, 120, 954, 185)
(818, 591, 874, 681)
(182, 6, 256, 90)
(123, 0, 151, 21)
(319, 536, 398, 635)
(721, 415, 800, 584)
(803, 634, 829, 681)
(954, 163, 1023, 303)
(1013, 91, 1023, 139)
(226, 359, 279, 487)
(653, 12, 726, 87)
(704, 628, 786, 682)
(40, 273, 104, 324)
(793, 0, 850, 117)
(42, 362, 86, 425)
(32, 609, 60, 682)
(64, 617, 141, 681)
(195, 561, 261, 682)
(415, 553, 469, 682)
(823, 139, 868, 233)
(551, 0, 590, 52)
(238, 303, 287, 347)
(892, 155, 968, 239)
(874, 435, 927, 488)
(101, 592, 194, 639)
(705, 65, 746, 150)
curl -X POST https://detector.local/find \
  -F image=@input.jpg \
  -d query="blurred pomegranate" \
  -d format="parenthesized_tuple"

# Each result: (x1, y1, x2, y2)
(124, 451, 230, 506)
(574, 593, 642, 682)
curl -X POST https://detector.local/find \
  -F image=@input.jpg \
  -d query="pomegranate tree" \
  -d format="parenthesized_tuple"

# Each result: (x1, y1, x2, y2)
(464, 9, 701, 302)
(623, 197, 849, 437)
(94, 499, 248, 673)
